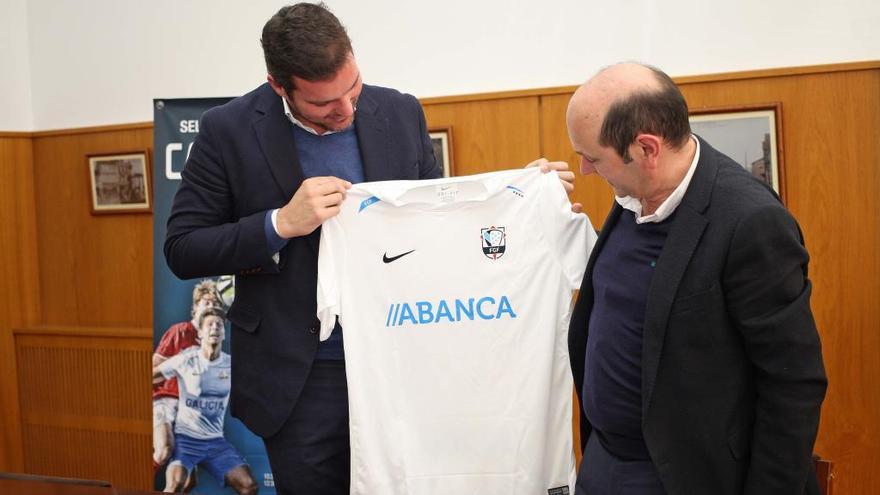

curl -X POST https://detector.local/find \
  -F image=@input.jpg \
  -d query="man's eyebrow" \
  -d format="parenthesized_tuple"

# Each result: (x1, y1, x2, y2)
(307, 73, 361, 105)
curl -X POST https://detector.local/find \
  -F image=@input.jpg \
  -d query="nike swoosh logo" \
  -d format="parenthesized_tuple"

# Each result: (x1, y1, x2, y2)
(383, 250, 415, 263)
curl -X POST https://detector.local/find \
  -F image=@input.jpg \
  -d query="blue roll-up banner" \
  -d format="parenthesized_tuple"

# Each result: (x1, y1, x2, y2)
(153, 98, 276, 494)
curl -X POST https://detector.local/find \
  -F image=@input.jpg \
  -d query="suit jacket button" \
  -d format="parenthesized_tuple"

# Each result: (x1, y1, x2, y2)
(308, 326, 318, 334)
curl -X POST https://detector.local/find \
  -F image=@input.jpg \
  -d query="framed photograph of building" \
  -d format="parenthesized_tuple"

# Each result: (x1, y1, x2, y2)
(689, 103, 785, 201)
(429, 126, 455, 177)
(87, 151, 152, 214)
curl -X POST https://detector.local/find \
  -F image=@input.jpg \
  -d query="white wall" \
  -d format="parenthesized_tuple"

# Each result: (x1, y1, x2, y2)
(8, 0, 880, 131)
(0, 0, 34, 131)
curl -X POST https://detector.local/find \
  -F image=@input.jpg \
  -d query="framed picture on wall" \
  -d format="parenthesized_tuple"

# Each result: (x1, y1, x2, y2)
(689, 103, 785, 201)
(87, 150, 152, 214)
(429, 126, 455, 177)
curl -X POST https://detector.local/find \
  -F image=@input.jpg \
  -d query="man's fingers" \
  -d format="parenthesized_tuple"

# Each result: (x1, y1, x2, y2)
(314, 183, 349, 200)
(305, 177, 352, 196)
(277, 177, 351, 238)
(314, 192, 346, 208)
(543, 160, 571, 172)
(556, 171, 576, 193)
(557, 170, 575, 181)
(524, 157, 549, 169)
(527, 158, 573, 174)
(319, 205, 342, 220)
(308, 176, 352, 187)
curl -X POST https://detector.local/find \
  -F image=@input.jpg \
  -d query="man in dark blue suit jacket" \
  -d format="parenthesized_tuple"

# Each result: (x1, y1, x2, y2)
(164, 4, 440, 493)
(565, 63, 827, 494)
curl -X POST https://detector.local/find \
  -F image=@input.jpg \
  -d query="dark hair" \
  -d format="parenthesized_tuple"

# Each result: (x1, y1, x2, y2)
(261, 2, 353, 93)
(599, 65, 691, 163)
(196, 307, 226, 330)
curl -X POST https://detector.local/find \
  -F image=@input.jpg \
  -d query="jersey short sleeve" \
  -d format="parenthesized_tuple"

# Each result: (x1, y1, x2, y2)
(157, 348, 190, 380)
(538, 171, 598, 290)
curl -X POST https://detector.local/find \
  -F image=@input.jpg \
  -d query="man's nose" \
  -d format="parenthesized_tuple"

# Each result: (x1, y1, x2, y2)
(580, 156, 596, 175)
(337, 98, 355, 116)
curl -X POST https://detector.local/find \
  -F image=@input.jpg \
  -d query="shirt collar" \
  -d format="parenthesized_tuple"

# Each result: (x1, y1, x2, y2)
(281, 96, 340, 136)
(615, 135, 701, 224)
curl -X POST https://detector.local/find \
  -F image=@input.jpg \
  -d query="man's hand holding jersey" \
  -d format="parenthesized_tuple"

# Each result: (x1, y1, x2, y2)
(526, 157, 583, 213)
(276, 176, 352, 238)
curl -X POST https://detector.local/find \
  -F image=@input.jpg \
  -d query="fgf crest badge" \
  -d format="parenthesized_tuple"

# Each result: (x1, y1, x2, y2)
(481, 226, 506, 260)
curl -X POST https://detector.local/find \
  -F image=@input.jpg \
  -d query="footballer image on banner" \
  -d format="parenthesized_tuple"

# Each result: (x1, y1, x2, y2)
(153, 99, 276, 494)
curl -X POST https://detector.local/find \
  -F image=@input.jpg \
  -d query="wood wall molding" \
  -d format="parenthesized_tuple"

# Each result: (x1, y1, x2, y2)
(421, 86, 578, 105)
(14, 325, 152, 339)
(31, 122, 154, 138)
(673, 59, 880, 84)
(2, 123, 155, 139)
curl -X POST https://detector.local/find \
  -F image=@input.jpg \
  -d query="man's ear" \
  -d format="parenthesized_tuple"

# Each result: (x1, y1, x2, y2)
(267, 75, 288, 98)
(632, 134, 661, 168)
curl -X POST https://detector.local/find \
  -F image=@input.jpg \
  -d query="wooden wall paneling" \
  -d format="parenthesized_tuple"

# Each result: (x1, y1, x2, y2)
(15, 329, 152, 489)
(539, 93, 613, 232)
(678, 67, 880, 494)
(0, 135, 39, 472)
(422, 96, 543, 175)
(31, 128, 153, 328)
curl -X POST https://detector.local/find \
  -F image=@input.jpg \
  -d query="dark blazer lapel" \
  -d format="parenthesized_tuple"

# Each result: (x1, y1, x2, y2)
(354, 87, 391, 182)
(253, 84, 304, 200)
(641, 137, 716, 417)
(251, 84, 319, 252)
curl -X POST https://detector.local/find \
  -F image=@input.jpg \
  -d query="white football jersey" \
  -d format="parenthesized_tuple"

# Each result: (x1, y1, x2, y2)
(317, 167, 596, 495)
(158, 346, 232, 440)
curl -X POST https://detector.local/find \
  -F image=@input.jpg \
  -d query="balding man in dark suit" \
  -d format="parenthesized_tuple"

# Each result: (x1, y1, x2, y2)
(566, 62, 827, 495)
